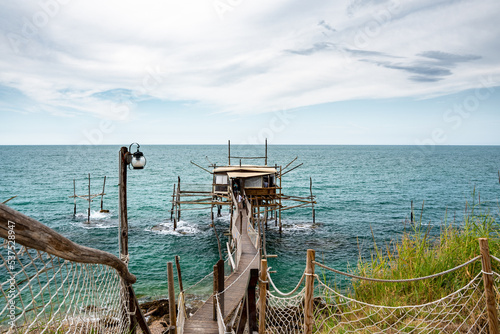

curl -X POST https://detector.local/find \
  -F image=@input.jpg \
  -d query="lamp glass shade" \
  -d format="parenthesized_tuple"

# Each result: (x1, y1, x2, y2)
(131, 154, 146, 169)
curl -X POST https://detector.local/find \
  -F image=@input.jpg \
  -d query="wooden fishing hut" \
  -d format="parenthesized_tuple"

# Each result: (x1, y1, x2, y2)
(170, 140, 316, 237)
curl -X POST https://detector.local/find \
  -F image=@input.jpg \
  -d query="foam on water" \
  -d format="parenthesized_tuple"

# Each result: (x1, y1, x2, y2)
(75, 210, 112, 220)
(148, 221, 204, 236)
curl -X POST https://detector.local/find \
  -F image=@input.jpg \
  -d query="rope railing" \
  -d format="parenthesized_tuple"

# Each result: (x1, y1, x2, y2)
(312, 255, 481, 283)
(267, 268, 306, 297)
(260, 243, 499, 334)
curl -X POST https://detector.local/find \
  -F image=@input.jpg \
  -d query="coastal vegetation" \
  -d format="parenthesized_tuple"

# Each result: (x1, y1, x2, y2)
(353, 196, 500, 306)
(313, 194, 500, 333)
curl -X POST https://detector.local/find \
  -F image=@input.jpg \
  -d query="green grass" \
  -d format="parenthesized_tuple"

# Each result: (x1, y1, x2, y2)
(313, 194, 500, 333)
(353, 195, 500, 306)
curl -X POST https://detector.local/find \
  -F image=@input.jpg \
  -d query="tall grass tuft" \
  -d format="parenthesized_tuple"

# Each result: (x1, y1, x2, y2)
(352, 195, 500, 306)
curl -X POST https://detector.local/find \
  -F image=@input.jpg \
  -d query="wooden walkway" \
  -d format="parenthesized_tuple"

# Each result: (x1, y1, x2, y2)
(183, 204, 259, 334)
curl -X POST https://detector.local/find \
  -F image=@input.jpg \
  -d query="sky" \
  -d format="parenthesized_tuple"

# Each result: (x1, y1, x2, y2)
(0, 0, 499, 145)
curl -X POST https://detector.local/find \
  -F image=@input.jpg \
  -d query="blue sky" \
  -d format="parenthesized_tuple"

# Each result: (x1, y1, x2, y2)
(0, 0, 499, 145)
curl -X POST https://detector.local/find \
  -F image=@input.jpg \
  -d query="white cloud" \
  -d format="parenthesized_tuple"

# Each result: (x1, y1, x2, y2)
(0, 0, 499, 119)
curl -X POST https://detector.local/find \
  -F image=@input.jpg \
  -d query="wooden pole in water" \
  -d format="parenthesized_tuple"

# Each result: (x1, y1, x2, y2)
(177, 176, 181, 221)
(279, 166, 282, 234)
(118, 147, 129, 265)
(228, 140, 231, 165)
(304, 249, 316, 334)
(310, 177, 315, 225)
(259, 259, 268, 334)
(498, 170, 500, 183)
(73, 179, 76, 217)
(265, 138, 267, 166)
(411, 200, 414, 223)
(479, 238, 499, 334)
(100, 176, 106, 211)
(88, 173, 91, 223)
(175, 255, 184, 292)
(264, 206, 268, 229)
(167, 262, 177, 334)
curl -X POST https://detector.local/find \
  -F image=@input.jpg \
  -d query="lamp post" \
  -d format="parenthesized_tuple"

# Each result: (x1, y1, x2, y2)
(118, 143, 146, 334)
(118, 143, 146, 266)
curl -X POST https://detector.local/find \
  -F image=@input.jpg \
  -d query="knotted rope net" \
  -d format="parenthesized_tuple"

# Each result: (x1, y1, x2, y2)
(263, 256, 496, 333)
(1, 241, 130, 334)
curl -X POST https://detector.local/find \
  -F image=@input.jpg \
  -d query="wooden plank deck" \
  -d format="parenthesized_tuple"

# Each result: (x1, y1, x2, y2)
(183, 205, 259, 334)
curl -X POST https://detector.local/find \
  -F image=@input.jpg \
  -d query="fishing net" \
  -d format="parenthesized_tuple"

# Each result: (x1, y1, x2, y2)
(0, 240, 131, 334)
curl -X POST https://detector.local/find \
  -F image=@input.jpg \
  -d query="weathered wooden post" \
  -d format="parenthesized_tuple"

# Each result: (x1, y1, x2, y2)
(479, 238, 499, 334)
(167, 262, 177, 334)
(100, 176, 106, 211)
(279, 166, 282, 234)
(304, 249, 316, 334)
(247, 269, 259, 333)
(411, 200, 414, 223)
(228, 140, 231, 165)
(265, 138, 268, 166)
(177, 176, 181, 221)
(88, 173, 91, 223)
(118, 147, 138, 333)
(73, 179, 77, 217)
(310, 177, 315, 225)
(213, 259, 225, 320)
(175, 255, 184, 292)
(119, 147, 129, 264)
(259, 259, 267, 334)
(170, 184, 175, 221)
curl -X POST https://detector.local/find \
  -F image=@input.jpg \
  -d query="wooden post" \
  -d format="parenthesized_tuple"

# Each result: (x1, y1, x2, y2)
(411, 200, 414, 223)
(100, 176, 106, 211)
(479, 238, 499, 334)
(304, 249, 315, 334)
(170, 184, 175, 222)
(119, 147, 129, 263)
(119, 147, 136, 332)
(175, 255, 184, 292)
(265, 138, 267, 166)
(73, 179, 76, 217)
(213, 263, 217, 321)
(264, 206, 268, 229)
(88, 173, 91, 223)
(240, 213, 243, 233)
(228, 140, 231, 165)
(259, 259, 267, 334)
(310, 177, 315, 225)
(257, 204, 261, 247)
(247, 269, 259, 333)
(177, 176, 181, 221)
(498, 170, 500, 183)
(279, 167, 282, 234)
(218, 259, 224, 317)
(167, 262, 177, 334)
(213, 259, 225, 320)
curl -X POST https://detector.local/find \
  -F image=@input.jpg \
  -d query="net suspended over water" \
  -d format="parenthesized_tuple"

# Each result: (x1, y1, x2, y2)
(1, 241, 131, 334)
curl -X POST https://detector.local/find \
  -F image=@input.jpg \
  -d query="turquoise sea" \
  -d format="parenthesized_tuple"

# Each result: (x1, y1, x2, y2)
(1, 145, 499, 298)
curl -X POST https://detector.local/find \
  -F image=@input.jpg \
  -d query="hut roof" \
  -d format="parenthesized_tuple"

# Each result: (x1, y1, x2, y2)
(213, 166, 277, 176)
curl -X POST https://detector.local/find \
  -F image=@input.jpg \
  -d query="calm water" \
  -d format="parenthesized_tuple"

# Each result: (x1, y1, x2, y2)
(1, 145, 499, 298)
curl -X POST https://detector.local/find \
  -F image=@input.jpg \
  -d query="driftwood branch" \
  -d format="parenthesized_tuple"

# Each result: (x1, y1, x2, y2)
(0, 203, 136, 284)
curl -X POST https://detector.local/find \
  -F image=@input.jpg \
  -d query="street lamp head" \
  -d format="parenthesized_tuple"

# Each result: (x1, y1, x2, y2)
(129, 143, 146, 169)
